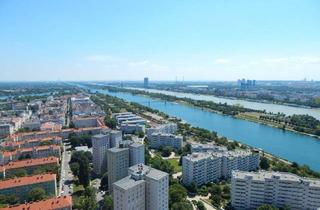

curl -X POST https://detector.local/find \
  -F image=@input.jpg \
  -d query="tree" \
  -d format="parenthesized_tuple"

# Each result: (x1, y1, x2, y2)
(0, 195, 19, 206)
(196, 201, 206, 210)
(171, 201, 193, 210)
(28, 187, 47, 202)
(210, 194, 222, 208)
(78, 155, 90, 187)
(79, 187, 98, 210)
(100, 172, 108, 191)
(187, 181, 197, 193)
(260, 156, 270, 170)
(257, 204, 279, 210)
(169, 184, 187, 206)
(105, 117, 117, 129)
(150, 156, 174, 175)
(161, 146, 172, 157)
(103, 195, 113, 210)
(11, 169, 27, 178)
(70, 162, 80, 177)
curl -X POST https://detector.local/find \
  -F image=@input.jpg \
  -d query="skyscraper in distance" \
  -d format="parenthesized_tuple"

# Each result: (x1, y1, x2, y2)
(144, 77, 149, 88)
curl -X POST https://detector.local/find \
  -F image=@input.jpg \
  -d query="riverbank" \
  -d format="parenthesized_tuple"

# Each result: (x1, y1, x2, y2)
(236, 112, 320, 140)
(105, 86, 320, 140)
(144, 87, 320, 109)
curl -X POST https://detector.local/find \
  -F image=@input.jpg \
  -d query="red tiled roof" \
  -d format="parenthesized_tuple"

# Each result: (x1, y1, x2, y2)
(0, 157, 59, 172)
(1, 195, 72, 210)
(0, 174, 56, 190)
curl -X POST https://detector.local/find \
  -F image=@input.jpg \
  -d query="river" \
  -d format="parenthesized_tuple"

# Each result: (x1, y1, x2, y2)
(82, 85, 320, 171)
(129, 88, 320, 120)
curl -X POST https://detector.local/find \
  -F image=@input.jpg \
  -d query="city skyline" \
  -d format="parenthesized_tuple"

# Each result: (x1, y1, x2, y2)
(1, 0, 320, 81)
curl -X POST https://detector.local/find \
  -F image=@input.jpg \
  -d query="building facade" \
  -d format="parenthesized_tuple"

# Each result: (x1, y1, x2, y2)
(149, 133, 183, 150)
(92, 134, 110, 175)
(113, 164, 169, 210)
(129, 143, 145, 166)
(182, 150, 260, 186)
(0, 173, 57, 202)
(0, 156, 59, 179)
(231, 171, 320, 210)
(107, 147, 129, 192)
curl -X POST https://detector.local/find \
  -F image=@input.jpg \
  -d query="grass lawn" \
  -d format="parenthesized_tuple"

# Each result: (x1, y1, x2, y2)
(168, 158, 182, 173)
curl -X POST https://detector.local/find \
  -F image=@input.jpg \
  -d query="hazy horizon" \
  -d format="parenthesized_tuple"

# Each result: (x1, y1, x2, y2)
(1, 0, 320, 81)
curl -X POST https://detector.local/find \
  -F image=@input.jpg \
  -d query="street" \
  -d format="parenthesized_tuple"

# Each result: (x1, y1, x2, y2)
(59, 141, 74, 196)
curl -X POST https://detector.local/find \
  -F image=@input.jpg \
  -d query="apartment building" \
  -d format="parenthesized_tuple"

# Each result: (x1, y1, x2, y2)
(0, 173, 57, 202)
(0, 156, 59, 179)
(149, 132, 183, 150)
(191, 142, 228, 153)
(72, 116, 105, 128)
(231, 171, 320, 210)
(113, 175, 145, 210)
(146, 123, 178, 138)
(107, 147, 129, 192)
(0, 145, 61, 165)
(1, 136, 62, 150)
(129, 143, 145, 166)
(182, 150, 260, 186)
(2, 195, 72, 210)
(0, 124, 14, 138)
(113, 164, 169, 210)
(92, 134, 110, 175)
(120, 123, 145, 134)
(113, 112, 146, 125)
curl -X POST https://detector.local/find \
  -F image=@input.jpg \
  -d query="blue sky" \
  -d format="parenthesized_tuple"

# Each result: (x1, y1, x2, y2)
(1, 0, 320, 81)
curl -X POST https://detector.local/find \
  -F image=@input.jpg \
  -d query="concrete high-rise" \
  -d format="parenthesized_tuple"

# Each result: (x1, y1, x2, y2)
(107, 147, 129, 192)
(144, 77, 149, 88)
(182, 150, 260, 186)
(92, 134, 110, 175)
(129, 143, 145, 166)
(113, 164, 169, 210)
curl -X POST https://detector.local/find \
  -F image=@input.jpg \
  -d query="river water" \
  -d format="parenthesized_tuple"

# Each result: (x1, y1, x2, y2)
(130, 88, 320, 120)
(83, 86, 320, 171)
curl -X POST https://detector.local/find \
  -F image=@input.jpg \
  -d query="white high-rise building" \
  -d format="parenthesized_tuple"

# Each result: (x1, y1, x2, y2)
(113, 164, 169, 210)
(129, 143, 145, 166)
(107, 147, 129, 192)
(113, 176, 145, 210)
(110, 130, 122, 148)
(182, 150, 260, 186)
(231, 170, 320, 210)
(92, 134, 110, 175)
(149, 132, 183, 150)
